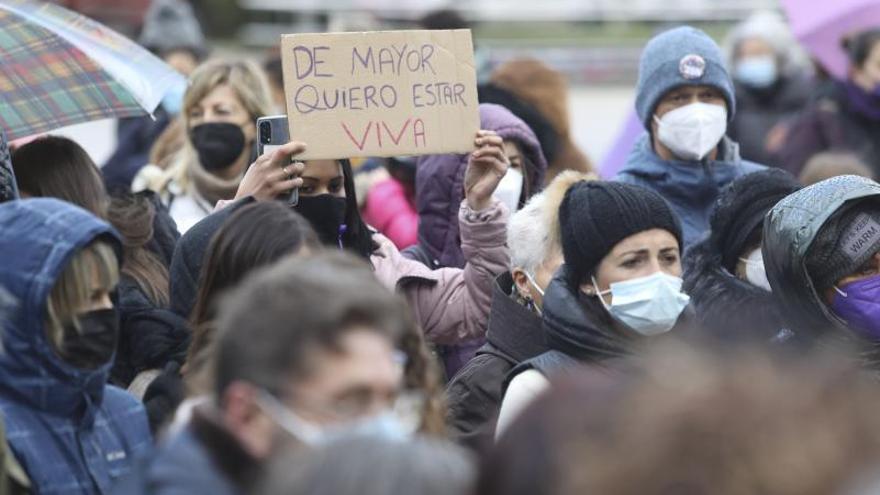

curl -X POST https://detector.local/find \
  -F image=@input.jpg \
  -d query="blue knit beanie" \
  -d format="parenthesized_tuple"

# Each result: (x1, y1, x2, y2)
(635, 26, 736, 129)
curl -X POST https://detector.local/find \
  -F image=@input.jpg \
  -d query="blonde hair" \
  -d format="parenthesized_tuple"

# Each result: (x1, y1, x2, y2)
(147, 59, 274, 194)
(181, 59, 273, 130)
(46, 241, 119, 348)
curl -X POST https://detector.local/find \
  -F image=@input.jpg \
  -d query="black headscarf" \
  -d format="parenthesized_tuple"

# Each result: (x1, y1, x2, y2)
(337, 159, 376, 260)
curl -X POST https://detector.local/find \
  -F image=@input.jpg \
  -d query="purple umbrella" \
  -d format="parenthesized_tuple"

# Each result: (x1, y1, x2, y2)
(781, 0, 880, 80)
(599, 108, 643, 179)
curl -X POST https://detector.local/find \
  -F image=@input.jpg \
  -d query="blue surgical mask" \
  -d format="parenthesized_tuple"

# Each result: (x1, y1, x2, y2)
(735, 55, 778, 89)
(256, 390, 412, 446)
(591, 272, 690, 336)
(327, 411, 411, 443)
(256, 390, 324, 445)
(161, 79, 187, 115)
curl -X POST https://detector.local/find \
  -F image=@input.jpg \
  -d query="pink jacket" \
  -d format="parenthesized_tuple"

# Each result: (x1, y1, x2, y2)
(371, 199, 509, 345)
(363, 178, 419, 249)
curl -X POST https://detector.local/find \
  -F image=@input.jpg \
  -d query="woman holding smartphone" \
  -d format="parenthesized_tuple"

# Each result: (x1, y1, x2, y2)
(134, 60, 273, 234)
(223, 130, 510, 349)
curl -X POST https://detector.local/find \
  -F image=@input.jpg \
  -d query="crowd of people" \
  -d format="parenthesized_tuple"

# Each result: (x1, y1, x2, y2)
(5, 1, 880, 493)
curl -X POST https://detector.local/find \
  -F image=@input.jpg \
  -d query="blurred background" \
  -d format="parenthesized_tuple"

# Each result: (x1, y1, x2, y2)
(46, 0, 785, 167)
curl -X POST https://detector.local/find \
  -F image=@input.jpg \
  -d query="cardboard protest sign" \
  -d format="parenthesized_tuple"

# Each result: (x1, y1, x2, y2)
(281, 29, 479, 160)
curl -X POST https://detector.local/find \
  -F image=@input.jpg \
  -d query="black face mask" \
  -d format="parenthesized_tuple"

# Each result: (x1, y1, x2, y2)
(189, 123, 246, 172)
(58, 308, 119, 370)
(295, 194, 348, 247)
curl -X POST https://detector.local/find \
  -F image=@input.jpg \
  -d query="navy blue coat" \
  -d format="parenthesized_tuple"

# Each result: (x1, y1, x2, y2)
(0, 198, 152, 494)
(102, 110, 172, 193)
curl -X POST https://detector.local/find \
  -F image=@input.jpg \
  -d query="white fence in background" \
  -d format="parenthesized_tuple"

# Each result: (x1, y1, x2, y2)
(239, 0, 780, 21)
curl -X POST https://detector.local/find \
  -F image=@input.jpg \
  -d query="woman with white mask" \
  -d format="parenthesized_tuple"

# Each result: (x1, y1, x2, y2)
(495, 181, 692, 438)
(406, 103, 548, 380)
(616, 26, 766, 250)
(683, 169, 800, 344)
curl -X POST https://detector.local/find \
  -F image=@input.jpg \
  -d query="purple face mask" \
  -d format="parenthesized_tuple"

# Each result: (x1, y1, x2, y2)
(830, 274, 880, 340)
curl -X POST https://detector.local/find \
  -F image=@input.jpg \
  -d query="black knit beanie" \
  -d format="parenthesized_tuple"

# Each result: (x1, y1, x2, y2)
(709, 169, 801, 273)
(806, 200, 880, 291)
(559, 181, 682, 286)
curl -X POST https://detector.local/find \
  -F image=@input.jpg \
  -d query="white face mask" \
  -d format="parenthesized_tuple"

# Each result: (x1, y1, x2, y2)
(654, 102, 728, 161)
(523, 270, 545, 316)
(524, 270, 545, 298)
(591, 272, 690, 336)
(493, 167, 523, 213)
(739, 248, 772, 292)
(256, 390, 412, 446)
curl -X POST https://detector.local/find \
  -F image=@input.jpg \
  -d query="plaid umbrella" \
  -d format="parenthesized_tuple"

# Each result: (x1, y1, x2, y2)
(0, 0, 184, 140)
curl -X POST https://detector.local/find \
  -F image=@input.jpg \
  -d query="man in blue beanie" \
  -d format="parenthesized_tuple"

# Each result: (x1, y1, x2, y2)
(616, 26, 765, 249)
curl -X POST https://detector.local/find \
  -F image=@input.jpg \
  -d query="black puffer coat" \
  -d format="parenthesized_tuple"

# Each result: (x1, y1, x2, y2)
(728, 74, 813, 167)
(683, 238, 790, 344)
(112, 191, 188, 387)
(169, 197, 256, 319)
(445, 272, 548, 450)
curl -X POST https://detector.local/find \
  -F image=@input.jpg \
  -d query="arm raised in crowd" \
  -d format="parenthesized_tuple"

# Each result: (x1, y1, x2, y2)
(374, 131, 511, 344)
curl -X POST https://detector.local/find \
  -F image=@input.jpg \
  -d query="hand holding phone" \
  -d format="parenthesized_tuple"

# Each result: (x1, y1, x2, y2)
(256, 115, 299, 206)
(234, 139, 306, 203)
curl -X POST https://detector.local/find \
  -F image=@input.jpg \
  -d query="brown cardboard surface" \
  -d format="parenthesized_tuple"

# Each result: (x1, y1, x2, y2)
(281, 29, 479, 160)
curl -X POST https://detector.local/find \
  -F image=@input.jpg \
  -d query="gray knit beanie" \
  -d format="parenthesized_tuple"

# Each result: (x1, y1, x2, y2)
(635, 26, 736, 129)
(139, 0, 207, 59)
(806, 201, 880, 291)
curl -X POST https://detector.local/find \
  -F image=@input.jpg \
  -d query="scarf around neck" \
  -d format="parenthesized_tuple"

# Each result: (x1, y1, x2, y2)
(186, 157, 243, 208)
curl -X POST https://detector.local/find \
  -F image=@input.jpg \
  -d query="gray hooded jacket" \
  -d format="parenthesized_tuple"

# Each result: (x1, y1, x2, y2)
(763, 175, 880, 341)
